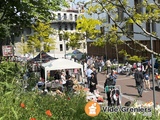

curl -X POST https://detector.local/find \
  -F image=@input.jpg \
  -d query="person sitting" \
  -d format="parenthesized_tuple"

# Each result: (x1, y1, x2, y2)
(71, 74, 78, 85)
(36, 78, 45, 90)
(66, 76, 74, 92)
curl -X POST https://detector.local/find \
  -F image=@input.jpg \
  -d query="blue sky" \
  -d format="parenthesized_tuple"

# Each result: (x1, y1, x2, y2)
(69, 0, 87, 9)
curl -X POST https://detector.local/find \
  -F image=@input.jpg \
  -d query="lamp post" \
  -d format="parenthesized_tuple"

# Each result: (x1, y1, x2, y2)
(150, 20, 156, 109)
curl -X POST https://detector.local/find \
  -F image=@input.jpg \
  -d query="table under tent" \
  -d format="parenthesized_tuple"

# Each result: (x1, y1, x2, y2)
(41, 58, 85, 83)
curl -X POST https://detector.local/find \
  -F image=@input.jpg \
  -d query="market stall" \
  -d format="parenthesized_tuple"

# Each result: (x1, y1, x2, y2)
(41, 58, 84, 82)
(28, 51, 57, 63)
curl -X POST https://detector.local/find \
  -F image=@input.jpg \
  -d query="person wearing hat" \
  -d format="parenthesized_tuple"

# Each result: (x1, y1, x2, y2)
(89, 72, 98, 93)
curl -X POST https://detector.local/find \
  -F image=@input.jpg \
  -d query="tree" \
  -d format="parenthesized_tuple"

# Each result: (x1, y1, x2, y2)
(80, 0, 160, 56)
(76, 15, 102, 40)
(17, 35, 29, 56)
(26, 21, 56, 55)
(0, 0, 69, 42)
(59, 30, 86, 50)
(68, 32, 85, 49)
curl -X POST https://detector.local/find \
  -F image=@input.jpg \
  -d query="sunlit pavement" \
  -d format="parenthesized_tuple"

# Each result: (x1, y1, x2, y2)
(96, 72, 160, 105)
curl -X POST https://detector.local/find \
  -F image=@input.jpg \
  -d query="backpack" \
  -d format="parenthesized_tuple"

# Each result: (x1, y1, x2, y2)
(136, 77, 141, 83)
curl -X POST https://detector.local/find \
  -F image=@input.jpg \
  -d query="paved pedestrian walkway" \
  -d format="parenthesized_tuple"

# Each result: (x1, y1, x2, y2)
(96, 72, 160, 106)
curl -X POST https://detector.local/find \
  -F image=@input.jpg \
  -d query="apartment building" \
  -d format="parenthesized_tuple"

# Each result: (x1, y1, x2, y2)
(85, 0, 160, 61)
(14, 9, 87, 58)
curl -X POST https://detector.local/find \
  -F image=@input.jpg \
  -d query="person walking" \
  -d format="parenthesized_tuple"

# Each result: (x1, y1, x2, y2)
(144, 71, 151, 90)
(109, 70, 117, 86)
(134, 68, 144, 97)
(106, 59, 112, 74)
(86, 65, 93, 88)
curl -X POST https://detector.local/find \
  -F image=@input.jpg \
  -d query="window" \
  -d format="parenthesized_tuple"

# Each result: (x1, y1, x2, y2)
(77, 43, 81, 49)
(59, 34, 62, 41)
(64, 13, 67, 20)
(134, 0, 143, 13)
(60, 44, 63, 51)
(43, 44, 50, 52)
(75, 15, 77, 21)
(127, 23, 134, 36)
(146, 21, 150, 32)
(107, 15, 110, 23)
(70, 24, 73, 30)
(146, 21, 156, 33)
(70, 14, 73, 20)
(83, 43, 86, 49)
(65, 24, 68, 30)
(66, 44, 69, 50)
(117, 7, 124, 21)
(59, 25, 62, 30)
(100, 26, 105, 35)
(58, 13, 61, 20)
(152, 22, 156, 32)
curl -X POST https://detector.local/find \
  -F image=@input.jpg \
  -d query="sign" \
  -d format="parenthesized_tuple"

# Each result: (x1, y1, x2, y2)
(2, 45, 13, 56)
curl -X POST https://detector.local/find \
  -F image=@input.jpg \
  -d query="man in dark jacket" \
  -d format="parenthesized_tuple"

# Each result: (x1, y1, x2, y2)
(134, 68, 144, 97)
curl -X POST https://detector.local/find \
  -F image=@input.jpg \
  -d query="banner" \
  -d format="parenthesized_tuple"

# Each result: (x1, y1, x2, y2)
(2, 45, 14, 56)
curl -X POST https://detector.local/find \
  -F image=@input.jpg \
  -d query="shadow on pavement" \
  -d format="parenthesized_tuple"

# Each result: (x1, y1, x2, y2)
(123, 93, 139, 97)
(126, 85, 136, 88)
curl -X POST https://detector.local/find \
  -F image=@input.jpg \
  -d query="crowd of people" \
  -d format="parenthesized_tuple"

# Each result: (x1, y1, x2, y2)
(23, 54, 160, 105)
(134, 59, 159, 97)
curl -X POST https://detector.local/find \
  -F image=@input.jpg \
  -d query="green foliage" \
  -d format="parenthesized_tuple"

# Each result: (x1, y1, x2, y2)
(0, 0, 69, 39)
(83, 0, 160, 56)
(1, 59, 160, 119)
(0, 24, 10, 40)
(119, 50, 130, 57)
(26, 21, 56, 54)
(128, 55, 143, 62)
(0, 60, 23, 83)
(76, 15, 102, 39)
(68, 32, 82, 48)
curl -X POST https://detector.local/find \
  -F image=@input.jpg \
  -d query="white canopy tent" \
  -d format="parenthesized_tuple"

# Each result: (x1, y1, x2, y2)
(41, 58, 84, 81)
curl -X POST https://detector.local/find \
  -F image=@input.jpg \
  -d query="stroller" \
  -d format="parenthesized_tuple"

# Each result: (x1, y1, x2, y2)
(104, 78, 121, 106)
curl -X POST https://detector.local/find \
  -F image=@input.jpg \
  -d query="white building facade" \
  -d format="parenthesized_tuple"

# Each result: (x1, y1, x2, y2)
(14, 9, 87, 58)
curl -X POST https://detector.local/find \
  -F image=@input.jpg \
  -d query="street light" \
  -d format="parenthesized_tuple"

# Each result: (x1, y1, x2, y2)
(150, 20, 156, 110)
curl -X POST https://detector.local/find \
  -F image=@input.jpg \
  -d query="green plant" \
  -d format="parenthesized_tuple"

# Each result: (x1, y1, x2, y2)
(128, 55, 143, 63)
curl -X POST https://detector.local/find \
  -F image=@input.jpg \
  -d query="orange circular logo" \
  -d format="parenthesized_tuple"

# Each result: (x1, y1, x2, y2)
(85, 101, 101, 117)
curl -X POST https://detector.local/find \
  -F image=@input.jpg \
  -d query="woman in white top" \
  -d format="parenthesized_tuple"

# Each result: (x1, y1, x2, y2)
(61, 72, 66, 87)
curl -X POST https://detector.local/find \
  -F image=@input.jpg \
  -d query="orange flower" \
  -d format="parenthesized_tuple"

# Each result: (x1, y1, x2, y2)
(45, 110, 52, 117)
(30, 118, 36, 120)
(20, 103, 25, 108)
(68, 97, 70, 100)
